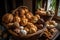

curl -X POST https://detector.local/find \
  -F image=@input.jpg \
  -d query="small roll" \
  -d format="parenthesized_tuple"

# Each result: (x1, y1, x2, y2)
(13, 22, 20, 28)
(24, 27, 29, 33)
(2, 13, 13, 23)
(13, 16, 21, 23)
(24, 8, 29, 13)
(20, 18, 28, 26)
(19, 9, 25, 16)
(26, 22, 37, 33)
(35, 9, 46, 15)
(25, 12, 33, 19)
(30, 16, 39, 23)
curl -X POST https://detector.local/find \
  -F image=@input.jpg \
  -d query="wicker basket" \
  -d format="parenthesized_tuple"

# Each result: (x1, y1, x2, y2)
(2, 23, 46, 38)
(12, 6, 29, 14)
(2, 6, 46, 38)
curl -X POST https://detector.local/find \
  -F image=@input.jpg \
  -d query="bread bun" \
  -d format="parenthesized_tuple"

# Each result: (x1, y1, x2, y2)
(24, 8, 29, 13)
(20, 15, 26, 18)
(2, 13, 13, 23)
(24, 27, 29, 33)
(13, 22, 20, 28)
(29, 27, 37, 33)
(30, 16, 39, 23)
(52, 21, 58, 26)
(20, 18, 28, 26)
(14, 10, 19, 16)
(25, 12, 33, 19)
(26, 22, 37, 33)
(20, 6, 29, 13)
(40, 11, 46, 15)
(19, 9, 25, 16)
(35, 8, 46, 15)
(35, 14, 40, 19)
(13, 16, 21, 23)
(46, 21, 57, 28)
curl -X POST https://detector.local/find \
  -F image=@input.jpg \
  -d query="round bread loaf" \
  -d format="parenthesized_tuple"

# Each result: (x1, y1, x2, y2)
(2, 13, 13, 23)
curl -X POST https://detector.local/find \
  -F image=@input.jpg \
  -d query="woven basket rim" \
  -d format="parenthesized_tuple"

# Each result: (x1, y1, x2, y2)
(2, 23, 46, 38)
(12, 6, 29, 14)
(2, 6, 47, 38)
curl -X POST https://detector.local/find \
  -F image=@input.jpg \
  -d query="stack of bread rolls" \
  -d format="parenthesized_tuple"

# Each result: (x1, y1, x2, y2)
(2, 6, 44, 36)
(2, 6, 58, 37)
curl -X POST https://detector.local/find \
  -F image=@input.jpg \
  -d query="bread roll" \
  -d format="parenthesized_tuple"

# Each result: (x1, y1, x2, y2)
(24, 8, 29, 13)
(20, 15, 26, 18)
(24, 27, 29, 33)
(29, 27, 37, 33)
(14, 10, 19, 16)
(26, 22, 37, 33)
(25, 12, 33, 19)
(19, 9, 25, 16)
(13, 16, 21, 23)
(46, 21, 57, 28)
(13, 22, 20, 28)
(39, 11, 46, 15)
(2, 13, 13, 23)
(30, 16, 39, 23)
(35, 9, 46, 15)
(20, 18, 28, 26)
(52, 21, 58, 26)
(20, 6, 29, 13)
(35, 14, 40, 19)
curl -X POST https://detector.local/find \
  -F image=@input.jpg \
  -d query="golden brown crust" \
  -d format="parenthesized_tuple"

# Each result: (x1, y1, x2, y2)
(2, 13, 13, 23)
(30, 16, 39, 23)
(13, 16, 21, 23)
(20, 18, 28, 26)
(19, 9, 25, 16)
(35, 9, 46, 16)
(24, 27, 29, 33)
(25, 12, 33, 19)
(26, 22, 37, 33)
